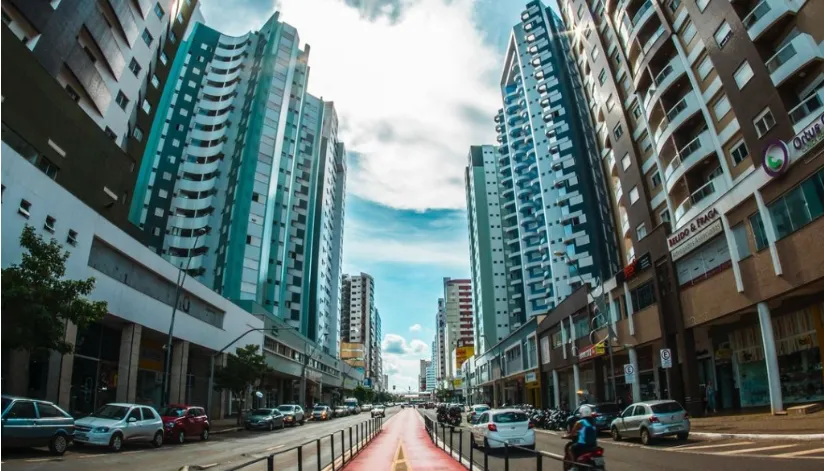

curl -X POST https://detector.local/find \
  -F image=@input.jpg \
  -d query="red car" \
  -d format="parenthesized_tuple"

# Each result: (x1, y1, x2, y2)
(161, 405, 210, 444)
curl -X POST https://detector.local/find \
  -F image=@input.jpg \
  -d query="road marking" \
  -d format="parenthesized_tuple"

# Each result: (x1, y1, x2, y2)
(266, 445, 285, 451)
(23, 458, 63, 463)
(771, 447, 824, 458)
(673, 441, 755, 450)
(714, 444, 797, 455)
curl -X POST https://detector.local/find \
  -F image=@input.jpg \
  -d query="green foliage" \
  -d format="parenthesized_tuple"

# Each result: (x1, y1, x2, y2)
(435, 388, 450, 401)
(214, 344, 272, 411)
(352, 385, 367, 402)
(2, 225, 107, 354)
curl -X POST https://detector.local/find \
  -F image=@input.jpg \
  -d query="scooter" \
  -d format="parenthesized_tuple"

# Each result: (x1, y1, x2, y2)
(564, 446, 606, 471)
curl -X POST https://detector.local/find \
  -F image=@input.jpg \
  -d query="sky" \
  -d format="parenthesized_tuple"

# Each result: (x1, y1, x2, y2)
(200, 0, 558, 392)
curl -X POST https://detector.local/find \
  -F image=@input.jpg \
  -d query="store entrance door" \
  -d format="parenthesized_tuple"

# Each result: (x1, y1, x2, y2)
(716, 363, 735, 410)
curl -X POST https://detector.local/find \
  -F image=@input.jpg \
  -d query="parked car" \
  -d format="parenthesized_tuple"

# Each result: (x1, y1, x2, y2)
(74, 403, 164, 452)
(334, 406, 349, 418)
(312, 406, 332, 421)
(467, 404, 491, 424)
(361, 404, 373, 412)
(371, 406, 385, 418)
(566, 403, 622, 432)
(1, 396, 74, 455)
(277, 405, 305, 426)
(610, 400, 690, 445)
(244, 408, 285, 431)
(161, 405, 210, 444)
(469, 409, 535, 450)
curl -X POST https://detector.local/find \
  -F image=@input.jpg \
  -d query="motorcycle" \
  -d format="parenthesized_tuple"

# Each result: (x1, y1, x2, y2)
(564, 446, 606, 471)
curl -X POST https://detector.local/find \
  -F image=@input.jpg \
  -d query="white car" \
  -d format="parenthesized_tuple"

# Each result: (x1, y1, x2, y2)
(74, 403, 164, 451)
(361, 404, 373, 412)
(371, 406, 385, 418)
(469, 409, 535, 450)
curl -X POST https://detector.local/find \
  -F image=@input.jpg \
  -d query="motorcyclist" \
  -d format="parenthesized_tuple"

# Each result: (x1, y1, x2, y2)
(436, 403, 448, 423)
(447, 404, 463, 425)
(562, 405, 598, 464)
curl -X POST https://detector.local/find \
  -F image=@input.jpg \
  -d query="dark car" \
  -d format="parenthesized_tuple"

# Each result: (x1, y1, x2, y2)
(1, 396, 74, 455)
(277, 405, 305, 426)
(567, 403, 623, 432)
(312, 406, 332, 421)
(161, 405, 210, 444)
(244, 408, 285, 431)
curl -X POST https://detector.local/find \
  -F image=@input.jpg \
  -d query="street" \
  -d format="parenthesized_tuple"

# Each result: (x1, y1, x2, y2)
(420, 410, 824, 471)
(0, 408, 398, 471)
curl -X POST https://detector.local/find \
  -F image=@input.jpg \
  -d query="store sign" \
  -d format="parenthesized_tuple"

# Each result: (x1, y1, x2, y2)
(668, 207, 720, 250)
(615, 252, 652, 283)
(578, 342, 606, 361)
(671, 220, 723, 261)
(525, 372, 538, 383)
(763, 111, 824, 177)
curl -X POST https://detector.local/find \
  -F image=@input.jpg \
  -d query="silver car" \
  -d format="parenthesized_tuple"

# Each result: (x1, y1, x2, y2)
(609, 400, 690, 445)
(74, 403, 164, 451)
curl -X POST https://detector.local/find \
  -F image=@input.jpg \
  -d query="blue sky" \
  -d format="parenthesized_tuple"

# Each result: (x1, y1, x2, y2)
(200, 0, 558, 391)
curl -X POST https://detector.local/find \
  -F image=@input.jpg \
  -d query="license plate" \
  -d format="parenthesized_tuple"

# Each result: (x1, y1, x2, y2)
(592, 457, 605, 466)
(509, 439, 522, 444)
(75, 433, 88, 440)
(669, 426, 681, 431)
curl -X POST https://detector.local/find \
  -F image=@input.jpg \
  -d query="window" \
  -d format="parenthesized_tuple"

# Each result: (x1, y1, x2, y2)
(734, 61, 753, 89)
(115, 91, 129, 110)
(169, 31, 177, 44)
(750, 212, 768, 251)
(7, 401, 36, 419)
(636, 223, 647, 240)
(621, 153, 631, 170)
(576, 3, 584, 19)
(177, 12, 184, 24)
(158, 189, 168, 199)
(730, 139, 749, 166)
(612, 50, 622, 66)
(104, 127, 117, 140)
(128, 58, 141, 76)
(67, 229, 78, 246)
(613, 123, 623, 139)
(154, 2, 165, 19)
(714, 21, 732, 49)
(598, 68, 607, 85)
(141, 99, 151, 114)
(590, 45, 600, 61)
(141, 29, 153, 47)
(160, 51, 168, 65)
(631, 104, 642, 120)
(713, 95, 731, 120)
(606, 94, 615, 111)
(766, 169, 824, 240)
(630, 281, 656, 311)
(651, 171, 662, 188)
(65, 84, 80, 102)
(162, 171, 172, 180)
(682, 20, 697, 44)
(37, 402, 67, 418)
(731, 223, 751, 259)
(753, 107, 776, 137)
(154, 208, 164, 217)
(660, 209, 671, 224)
(629, 186, 639, 204)
(696, 0, 710, 12)
(697, 55, 713, 80)
(667, 0, 681, 12)
(151, 74, 160, 88)
(133, 126, 144, 142)
(18, 199, 32, 218)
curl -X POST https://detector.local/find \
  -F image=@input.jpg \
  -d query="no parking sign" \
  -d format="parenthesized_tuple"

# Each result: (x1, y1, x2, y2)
(660, 348, 673, 369)
(623, 364, 635, 384)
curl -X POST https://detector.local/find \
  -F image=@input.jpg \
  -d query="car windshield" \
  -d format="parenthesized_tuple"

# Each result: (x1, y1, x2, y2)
(278, 406, 295, 412)
(162, 407, 187, 417)
(474, 406, 490, 412)
(2, 398, 11, 412)
(493, 412, 528, 424)
(251, 409, 274, 416)
(651, 402, 684, 414)
(91, 405, 130, 420)
(314, 407, 326, 412)
(595, 404, 621, 413)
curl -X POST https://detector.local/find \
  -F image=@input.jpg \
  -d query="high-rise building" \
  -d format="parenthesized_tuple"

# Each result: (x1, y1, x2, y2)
(341, 273, 382, 386)
(535, 0, 824, 414)
(425, 363, 436, 392)
(465, 145, 512, 354)
(492, 3, 620, 322)
(419, 359, 430, 391)
(127, 13, 345, 352)
(435, 298, 446, 382)
(442, 278, 473, 381)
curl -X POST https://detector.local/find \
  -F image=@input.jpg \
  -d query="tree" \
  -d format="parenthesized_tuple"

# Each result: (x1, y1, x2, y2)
(2, 225, 107, 354)
(435, 388, 450, 402)
(214, 344, 271, 424)
(353, 385, 367, 402)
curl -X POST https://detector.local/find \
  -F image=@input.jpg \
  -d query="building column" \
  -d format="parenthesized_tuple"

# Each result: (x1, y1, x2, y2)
(627, 347, 641, 403)
(572, 363, 581, 406)
(757, 303, 784, 414)
(168, 340, 190, 404)
(216, 353, 228, 419)
(7, 349, 31, 397)
(116, 324, 142, 403)
(623, 283, 635, 336)
(552, 370, 560, 408)
(755, 191, 783, 276)
(46, 322, 78, 410)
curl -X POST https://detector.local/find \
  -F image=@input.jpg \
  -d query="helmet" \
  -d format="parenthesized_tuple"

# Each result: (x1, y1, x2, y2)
(579, 405, 593, 417)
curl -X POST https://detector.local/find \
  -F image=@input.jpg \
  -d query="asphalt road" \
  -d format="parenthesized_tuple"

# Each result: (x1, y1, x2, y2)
(1, 408, 399, 471)
(420, 409, 824, 471)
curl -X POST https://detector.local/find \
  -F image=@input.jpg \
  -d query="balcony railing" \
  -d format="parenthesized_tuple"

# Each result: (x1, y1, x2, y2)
(742, 0, 771, 30)
(789, 87, 824, 133)
(642, 27, 666, 54)
(766, 40, 798, 73)
(632, 0, 653, 26)
(674, 170, 725, 222)
(765, 33, 824, 87)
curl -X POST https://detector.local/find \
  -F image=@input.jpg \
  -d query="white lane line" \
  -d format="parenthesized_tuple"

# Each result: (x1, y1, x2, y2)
(673, 441, 755, 450)
(266, 444, 285, 451)
(714, 444, 798, 455)
(771, 447, 824, 458)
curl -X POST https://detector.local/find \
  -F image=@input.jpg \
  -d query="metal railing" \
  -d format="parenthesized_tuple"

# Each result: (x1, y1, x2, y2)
(421, 412, 598, 470)
(189, 417, 383, 471)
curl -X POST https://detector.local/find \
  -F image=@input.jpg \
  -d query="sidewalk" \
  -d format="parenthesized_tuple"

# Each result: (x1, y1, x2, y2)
(689, 408, 824, 435)
(210, 417, 244, 434)
(340, 408, 465, 471)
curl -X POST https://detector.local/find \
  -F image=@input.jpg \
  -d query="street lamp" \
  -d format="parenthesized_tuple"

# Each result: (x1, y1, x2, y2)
(161, 227, 207, 407)
(553, 251, 619, 404)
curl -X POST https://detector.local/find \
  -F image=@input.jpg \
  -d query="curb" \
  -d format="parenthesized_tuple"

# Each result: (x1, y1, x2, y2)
(689, 431, 824, 441)
(211, 427, 244, 435)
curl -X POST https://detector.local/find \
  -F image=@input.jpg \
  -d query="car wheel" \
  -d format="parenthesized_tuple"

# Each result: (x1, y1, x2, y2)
(677, 432, 689, 441)
(483, 438, 491, 452)
(300, 418, 305, 425)
(640, 428, 652, 446)
(152, 430, 164, 448)
(611, 427, 622, 441)
(201, 428, 210, 441)
(245, 425, 251, 431)
(268, 421, 274, 432)
(110, 433, 124, 452)
(49, 433, 68, 455)
(281, 422, 285, 430)
(177, 430, 185, 444)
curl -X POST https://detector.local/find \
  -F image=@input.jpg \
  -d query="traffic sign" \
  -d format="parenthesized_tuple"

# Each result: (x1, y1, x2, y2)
(660, 348, 673, 369)
(623, 364, 635, 384)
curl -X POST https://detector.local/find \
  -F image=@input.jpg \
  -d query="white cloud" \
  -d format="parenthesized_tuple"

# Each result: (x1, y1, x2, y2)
(409, 323, 422, 332)
(381, 333, 430, 391)
(274, 0, 500, 210)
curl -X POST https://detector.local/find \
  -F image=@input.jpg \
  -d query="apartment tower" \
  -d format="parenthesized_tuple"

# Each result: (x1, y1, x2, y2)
(341, 273, 381, 386)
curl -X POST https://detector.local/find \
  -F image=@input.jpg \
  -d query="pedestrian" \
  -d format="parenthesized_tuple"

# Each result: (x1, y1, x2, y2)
(705, 381, 716, 414)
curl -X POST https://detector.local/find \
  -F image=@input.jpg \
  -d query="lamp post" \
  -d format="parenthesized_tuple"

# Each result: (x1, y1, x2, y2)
(161, 227, 207, 407)
(553, 251, 619, 404)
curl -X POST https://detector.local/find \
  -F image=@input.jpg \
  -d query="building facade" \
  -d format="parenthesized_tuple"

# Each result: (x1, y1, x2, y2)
(493, 3, 621, 325)
(341, 273, 382, 387)
(539, 0, 824, 415)
(127, 13, 345, 353)
(465, 145, 512, 354)
(435, 298, 447, 382)
(441, 278, 474, 384)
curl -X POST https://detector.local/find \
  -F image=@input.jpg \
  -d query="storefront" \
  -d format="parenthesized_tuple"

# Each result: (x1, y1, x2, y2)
(525, 371, 542, 408)
(69, 323, 121, 416)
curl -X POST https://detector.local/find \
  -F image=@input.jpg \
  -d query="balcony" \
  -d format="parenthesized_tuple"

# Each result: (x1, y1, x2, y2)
(643, 57, 685, 116)
(606, 151, 617, 174)
(789, 87, 824, 134)
(674, 172, 729, 226)
(765, 33, 824, 87)
(642, 26, 666, 56)
(742, 0, 801, 42)
(627, 0, 655, 50)
(615, 183, 624, 202)
(663, 131, 714, 193)
(654, 92, 701, 154)
(621, 215, 630, 237)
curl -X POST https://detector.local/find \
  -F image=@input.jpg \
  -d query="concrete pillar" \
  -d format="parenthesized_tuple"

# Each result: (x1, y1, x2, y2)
(628, 347, 641, 403)
(755, 191, 783, 276)
(7, 349, 31, 396)
(573, 363, 581, 406)
(757, 303, 784, 414)
(116, 324, 142, 403)
(168, 340, 190, 405)
(552, 370, 560, 408)
(623, 283, 635, 336)
(216, 353, 228, 419)
(46, 322, 78, 410)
